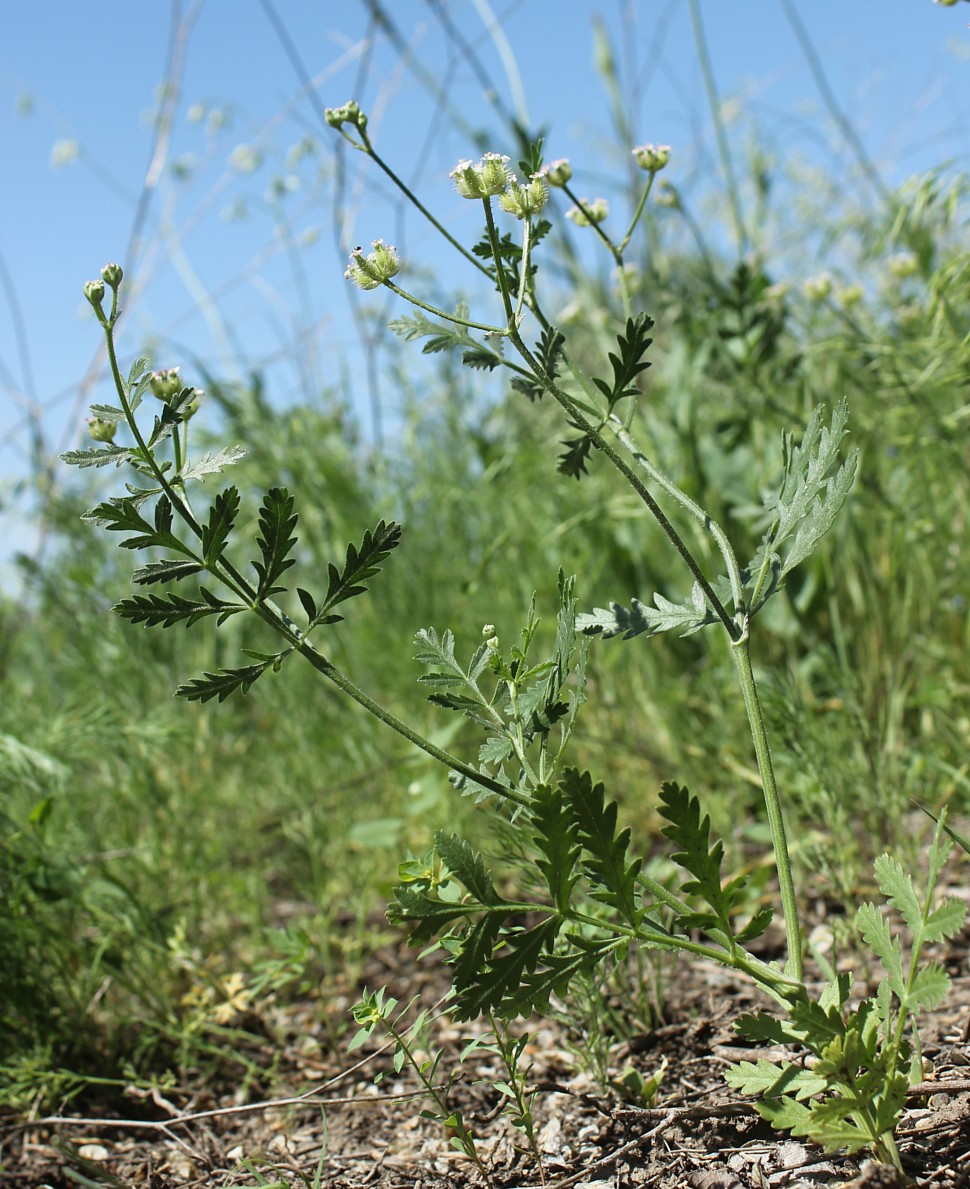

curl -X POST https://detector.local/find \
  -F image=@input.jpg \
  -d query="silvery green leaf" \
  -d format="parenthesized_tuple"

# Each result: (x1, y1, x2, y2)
(180, 445, 247, 481)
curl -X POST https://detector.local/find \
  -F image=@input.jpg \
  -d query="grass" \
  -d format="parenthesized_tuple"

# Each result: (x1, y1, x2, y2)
(1, 7, 969, 1132)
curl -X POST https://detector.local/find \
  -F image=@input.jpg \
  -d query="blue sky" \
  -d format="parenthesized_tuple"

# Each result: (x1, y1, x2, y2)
(1, 1, 968, 587)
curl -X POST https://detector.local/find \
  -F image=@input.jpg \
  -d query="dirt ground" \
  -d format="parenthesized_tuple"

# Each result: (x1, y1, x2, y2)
(4, 913, 970, 1189)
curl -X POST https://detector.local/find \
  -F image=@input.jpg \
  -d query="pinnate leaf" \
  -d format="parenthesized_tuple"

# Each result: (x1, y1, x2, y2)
(176, 661, 273, 702)
(115, 588, 243, 629)
(320, 520, 402, 621)
(253, 487, 297, 599)
(202, 486, 240, 566)
(179, 445, 247, 482)
(560, 768, 642, 925)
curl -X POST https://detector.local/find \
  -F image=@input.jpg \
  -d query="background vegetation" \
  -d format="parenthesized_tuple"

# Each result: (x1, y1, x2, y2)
(1, 4, 968, 1113)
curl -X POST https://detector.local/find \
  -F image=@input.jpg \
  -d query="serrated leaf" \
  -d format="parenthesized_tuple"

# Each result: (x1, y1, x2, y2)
(759, 401, 858, 582)
(252, 487, 297, 599)
(872, 853, 922, 934)
(81, 495, 184, 553)
(115, 588, 243, 629)
(557, 434, 594, 479)
(321, 520, 402, 617)
(528, 784, 581, 914)
(180, 445, 247, 482)
(61, 444, 137, 469)
(577, 584, 717, 640)
(175, 661, 272, 702)
(87, 403, 125, 423)
(455, 917, 561, 1019)
(856, 903, 904, 995)
(202, 486, 240, 566)
(658, 782, 740, 936)
(725, 1059, 827, 1100)
(131, 559, 204, 585)
(906, 961, 950, 1012)
(560, 768, 642, 925)
(435, 832, 500, 906)
(923, 898, 966, 943)
(755, 1096, 872, 1155)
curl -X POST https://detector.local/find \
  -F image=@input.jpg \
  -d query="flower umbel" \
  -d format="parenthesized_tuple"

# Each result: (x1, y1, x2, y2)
(633, 144, 672, 173)
(87, 417, 117, 443)
(543, 158, 572, 187)
(150, 368, 182, 402)
(566, 198, 608, 226)
(345, 240, 401, 290)
(324, 100, 368, 134)
(450, 153, 511, 200)
(499, 173, 548, 219)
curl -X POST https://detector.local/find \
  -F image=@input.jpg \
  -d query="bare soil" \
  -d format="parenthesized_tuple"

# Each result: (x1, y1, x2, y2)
(4, 915, 970, 1189)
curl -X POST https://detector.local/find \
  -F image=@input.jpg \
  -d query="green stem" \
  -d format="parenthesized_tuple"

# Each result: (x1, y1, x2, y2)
(731, 639, 802, 981)
(508, 332, 739, 639)
(607, 415, 745, 612)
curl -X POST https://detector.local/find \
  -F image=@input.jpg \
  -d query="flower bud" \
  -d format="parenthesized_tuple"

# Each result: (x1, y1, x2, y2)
(543, 158, 572, 187)
(633, 144, 672, 173)
(838, 283, 863, 308)
(100, 262, 123, 289)
(150, 367, 182, 402)
(324, 100, 368, 133)
(654, 180, 681, 209)
(481, 624, 496, 637)
(802, 273, 833, 302)
(498, 173, 548, 219)
(344, 240, 401, 290)
(888, 251, 918, 280)
(566, 198, 608, 226)
(84, 279, 106, 310)
(87, 417, 117, 443)
(450, 153, 511, 199)
(183, 390, 203, 419)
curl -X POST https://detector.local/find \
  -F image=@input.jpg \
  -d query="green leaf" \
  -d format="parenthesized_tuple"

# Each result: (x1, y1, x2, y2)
(61, 444, 138, 469)
(725, 1059, 827, 1100)
(82, 496, 184, 553)
(131, 559, 204, 585)
(560, 768, 642, 925)
(115, 588, 243, 629)
(179, 445, 247, 482)
(856, 903, 904, 996)
(760, 401, 858, 581)
(590, 313, 654, 414)
(297, 587, 318, 622)
(512, 326, 565, 402)
(872, 853, 922, 934)
(923, 898, 967, 944)
(435, 832, 501, 907)
(557, 433, 594, 480)
(252, 487, 298, 599)
(577, 582, 716, 640)
(658, 782, 743, 938)
(320, 520, 402, 621)
(202, 486, 240, 566)
(175, 661, 273, 702)
(906, 961, 950, 1013)
(528, 784, 581, 914)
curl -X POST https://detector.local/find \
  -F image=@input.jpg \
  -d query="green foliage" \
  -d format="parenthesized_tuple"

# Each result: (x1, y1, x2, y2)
(727, 816, 965, 1162)
(23, 40, 967, 1170)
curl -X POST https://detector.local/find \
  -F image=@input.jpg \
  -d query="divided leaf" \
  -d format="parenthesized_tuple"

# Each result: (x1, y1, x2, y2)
(115, 588, 244, 629)
(319, 520, 402, 622)
(252, 487, 298, 599)
(577, 581, 717, 640)
(759, 401, 858, 582)
(179, 445, 247, 482)
(202, 486, 240, 566)
(560, 768, 642, 925)
(175, 660, 275, 702)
